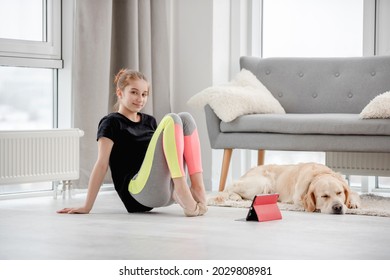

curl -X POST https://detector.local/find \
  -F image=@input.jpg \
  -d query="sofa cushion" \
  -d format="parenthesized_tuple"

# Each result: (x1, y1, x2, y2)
(188, 69, 285, 122)
(360, 91, 390, 119)
(220, 114, 390, 136)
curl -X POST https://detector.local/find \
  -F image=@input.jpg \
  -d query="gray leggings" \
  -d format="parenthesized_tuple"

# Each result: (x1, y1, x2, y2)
(129, 112, 202, 208)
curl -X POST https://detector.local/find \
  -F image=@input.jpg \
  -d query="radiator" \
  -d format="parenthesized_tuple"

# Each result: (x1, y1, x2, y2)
(0, 129, 84, 197)
(326, 152, 390, 176)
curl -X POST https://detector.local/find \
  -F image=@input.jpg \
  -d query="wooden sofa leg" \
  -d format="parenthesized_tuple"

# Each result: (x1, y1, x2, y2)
(258, 150, 265, 165)
(219, 149, 233, 192)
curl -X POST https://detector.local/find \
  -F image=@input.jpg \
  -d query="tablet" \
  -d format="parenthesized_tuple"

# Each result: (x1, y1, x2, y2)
(246, 194, 282, 222)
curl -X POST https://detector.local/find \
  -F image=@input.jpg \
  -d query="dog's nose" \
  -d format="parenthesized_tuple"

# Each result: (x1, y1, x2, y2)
(332, 203, 343, 214)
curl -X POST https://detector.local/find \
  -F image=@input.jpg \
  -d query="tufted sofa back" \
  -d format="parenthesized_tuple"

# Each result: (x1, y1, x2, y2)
(240, 56, 390, 114)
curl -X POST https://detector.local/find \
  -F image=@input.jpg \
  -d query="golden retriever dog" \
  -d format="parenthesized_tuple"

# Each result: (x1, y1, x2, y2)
(211, 162, 361, 214)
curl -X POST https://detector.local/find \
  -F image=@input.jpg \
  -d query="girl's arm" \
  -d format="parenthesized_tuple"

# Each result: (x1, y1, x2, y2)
(57, 137, 114, 214)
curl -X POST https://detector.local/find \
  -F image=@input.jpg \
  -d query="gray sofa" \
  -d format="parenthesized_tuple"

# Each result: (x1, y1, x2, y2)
(205, 56, 390, 191)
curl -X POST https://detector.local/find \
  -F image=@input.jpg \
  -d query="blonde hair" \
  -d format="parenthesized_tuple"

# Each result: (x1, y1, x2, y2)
(113, 69, 150, 110)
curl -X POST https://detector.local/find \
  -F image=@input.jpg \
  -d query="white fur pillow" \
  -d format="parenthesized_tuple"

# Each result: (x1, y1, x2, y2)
(187, 69, 285, 122)
(360, 91, 390, 119)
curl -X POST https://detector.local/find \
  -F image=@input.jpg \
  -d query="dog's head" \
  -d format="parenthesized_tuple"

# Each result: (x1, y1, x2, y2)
(302, 173, 351, 214)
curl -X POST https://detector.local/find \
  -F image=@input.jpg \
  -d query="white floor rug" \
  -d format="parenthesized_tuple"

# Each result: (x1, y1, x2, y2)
(207, 193, 390, 218)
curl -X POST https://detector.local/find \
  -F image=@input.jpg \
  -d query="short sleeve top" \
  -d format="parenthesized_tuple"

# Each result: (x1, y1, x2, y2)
(97, 112, 157, 212)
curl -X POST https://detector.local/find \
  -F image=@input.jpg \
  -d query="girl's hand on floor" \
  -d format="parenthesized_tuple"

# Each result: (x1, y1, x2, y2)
(57, 207, 90, 214)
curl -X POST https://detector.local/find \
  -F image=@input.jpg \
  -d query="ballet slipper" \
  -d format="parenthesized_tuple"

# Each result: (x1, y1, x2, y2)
(183, 203, 200, 217)
(197, 202, 208, 216)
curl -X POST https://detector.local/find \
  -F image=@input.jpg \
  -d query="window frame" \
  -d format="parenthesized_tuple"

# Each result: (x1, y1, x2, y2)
(0, 0, 62, 69)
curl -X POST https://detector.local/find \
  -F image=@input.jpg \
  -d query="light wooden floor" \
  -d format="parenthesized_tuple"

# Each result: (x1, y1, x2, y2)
(1, 191, 390, 260)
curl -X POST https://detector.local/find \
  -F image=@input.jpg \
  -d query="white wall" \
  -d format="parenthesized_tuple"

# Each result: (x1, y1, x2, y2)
(170, 0, 257, 190)
(171, 0, 215, 190)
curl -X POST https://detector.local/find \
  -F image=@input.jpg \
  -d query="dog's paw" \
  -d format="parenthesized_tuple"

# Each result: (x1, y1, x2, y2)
(347, 193, 361, 209)
(348, 200, 360, 209)
(228, 192, 243, 201)
(214, 196, 226, 204)
(207, 192, 229, 205)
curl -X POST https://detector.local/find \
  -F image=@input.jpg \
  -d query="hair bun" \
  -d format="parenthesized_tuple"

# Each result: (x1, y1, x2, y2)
(114, 68, 127, 85)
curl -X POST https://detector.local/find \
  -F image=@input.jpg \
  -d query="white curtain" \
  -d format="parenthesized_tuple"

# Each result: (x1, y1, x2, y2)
(72, 0, 172, 187)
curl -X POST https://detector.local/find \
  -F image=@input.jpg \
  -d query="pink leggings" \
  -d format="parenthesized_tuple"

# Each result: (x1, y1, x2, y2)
(129, 112, 203, 208)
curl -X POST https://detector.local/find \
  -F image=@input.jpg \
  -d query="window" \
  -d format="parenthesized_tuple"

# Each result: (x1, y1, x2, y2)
(262, 0, 364, 58)
(0, 67, 55, 130)
(0, 0, 44, 41)
(0, 0, 62, 68)
(0, 0, 62, 195)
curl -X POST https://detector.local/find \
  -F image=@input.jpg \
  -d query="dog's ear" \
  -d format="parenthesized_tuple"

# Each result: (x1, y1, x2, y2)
(302, 185, 316, 212)
(342, 180, 351, 208)
(333, 172, 351, 207)
(295, 163, 331, 195)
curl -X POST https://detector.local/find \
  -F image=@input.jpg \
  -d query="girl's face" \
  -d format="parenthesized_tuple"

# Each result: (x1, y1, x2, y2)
(117, 79, 149, 114)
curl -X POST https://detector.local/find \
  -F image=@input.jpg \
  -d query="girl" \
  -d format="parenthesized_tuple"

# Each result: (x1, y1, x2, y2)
(58, 69, 207, 217)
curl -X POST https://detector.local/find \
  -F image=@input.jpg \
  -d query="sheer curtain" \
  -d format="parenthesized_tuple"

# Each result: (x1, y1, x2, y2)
(72, 0, 172, 187)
